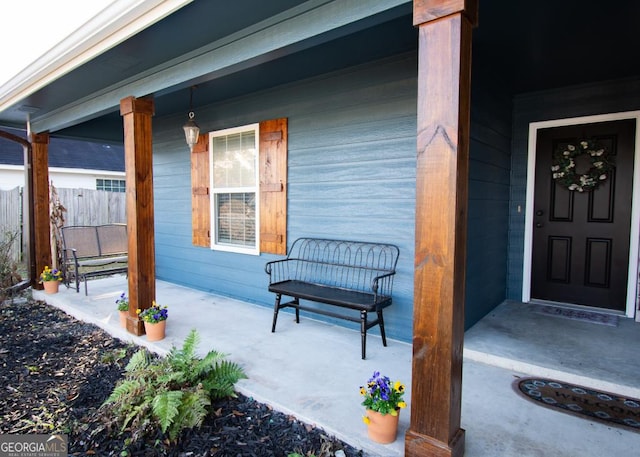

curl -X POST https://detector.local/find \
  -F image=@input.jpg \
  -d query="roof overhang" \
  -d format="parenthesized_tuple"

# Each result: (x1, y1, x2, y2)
(0, 0, 412, 136)
(1, 1, 639, 143)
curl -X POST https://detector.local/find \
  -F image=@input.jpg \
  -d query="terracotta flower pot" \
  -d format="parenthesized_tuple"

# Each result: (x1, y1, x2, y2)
(43, 280, 60, 294)
(365, 408, 400, 444)
(144, 320, 167, 342)
(119, 310, 128, 328)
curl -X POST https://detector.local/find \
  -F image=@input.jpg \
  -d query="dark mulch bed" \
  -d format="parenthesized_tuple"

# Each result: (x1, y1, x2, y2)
(0, 293, 363, 456)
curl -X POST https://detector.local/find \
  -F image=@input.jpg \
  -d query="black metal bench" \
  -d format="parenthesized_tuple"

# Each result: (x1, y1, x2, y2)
(61, 224, 128, 295)
(265, 237, 399, 359)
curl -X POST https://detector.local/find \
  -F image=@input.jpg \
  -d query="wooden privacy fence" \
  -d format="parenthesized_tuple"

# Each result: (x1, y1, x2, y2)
(55, 187, 126, 226)
(0, 186, 126, 263)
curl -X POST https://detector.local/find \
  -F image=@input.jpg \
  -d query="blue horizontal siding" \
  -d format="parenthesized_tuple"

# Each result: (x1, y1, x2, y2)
(464, 71, 513, 328)
(152, 53, 417, 342)
(152, 50, 516, 340)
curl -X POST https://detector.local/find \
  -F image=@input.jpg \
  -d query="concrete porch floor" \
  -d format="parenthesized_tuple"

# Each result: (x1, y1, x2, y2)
(32, 276, 640, 456)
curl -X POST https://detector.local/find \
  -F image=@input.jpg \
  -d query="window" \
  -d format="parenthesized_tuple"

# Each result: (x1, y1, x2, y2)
(210, 124, 259, 254)
(191, 117, 288, 255)
(96, 178, 126, 192)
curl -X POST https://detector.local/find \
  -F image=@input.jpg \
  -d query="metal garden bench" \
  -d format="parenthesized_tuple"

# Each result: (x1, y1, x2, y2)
(265, 237, 399, 359)
(61, 224, 128, 295)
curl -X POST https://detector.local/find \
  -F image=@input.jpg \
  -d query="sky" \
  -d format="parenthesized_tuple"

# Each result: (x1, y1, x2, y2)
(0, 1, 113, 86)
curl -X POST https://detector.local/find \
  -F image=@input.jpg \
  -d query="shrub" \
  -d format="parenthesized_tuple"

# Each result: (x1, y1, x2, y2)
(102, 329, 247, 443)
(0, 230, 22, 300)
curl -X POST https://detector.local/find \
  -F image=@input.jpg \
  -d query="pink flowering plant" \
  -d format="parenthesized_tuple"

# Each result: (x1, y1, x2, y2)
(137, 301, 168, 323)
(39, 266, 62, 283)
(360, 371, 407, 420)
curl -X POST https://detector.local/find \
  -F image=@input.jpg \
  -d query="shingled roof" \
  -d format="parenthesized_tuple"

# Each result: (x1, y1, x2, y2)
(0, 126, 124, 172)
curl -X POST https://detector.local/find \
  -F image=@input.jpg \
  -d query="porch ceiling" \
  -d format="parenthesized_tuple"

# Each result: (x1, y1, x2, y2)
(473, 1, 640, 94)
(0, 1, 638, 142)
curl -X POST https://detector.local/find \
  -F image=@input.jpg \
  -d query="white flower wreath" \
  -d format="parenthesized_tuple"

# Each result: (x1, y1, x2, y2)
(550, 139, 614, 192)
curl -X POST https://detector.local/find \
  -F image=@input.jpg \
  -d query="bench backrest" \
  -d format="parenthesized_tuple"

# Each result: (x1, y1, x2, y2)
(62, 224, 127, 258)
(96, 224, 128, 256)
(286, 238, 399, 294)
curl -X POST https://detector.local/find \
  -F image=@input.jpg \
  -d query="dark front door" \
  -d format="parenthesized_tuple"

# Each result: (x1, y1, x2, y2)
(532, 119, 636, 311)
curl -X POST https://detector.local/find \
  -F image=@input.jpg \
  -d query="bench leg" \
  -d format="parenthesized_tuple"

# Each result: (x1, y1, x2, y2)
(377, 309, 388, 347)
(272, 296, 301, 333)
(360, 310, 368, 360)
(271, 294, 282, 332)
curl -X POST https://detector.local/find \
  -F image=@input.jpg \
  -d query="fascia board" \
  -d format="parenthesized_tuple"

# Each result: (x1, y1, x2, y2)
(0, 165, 124, 175)
(49, 167, 125, 176)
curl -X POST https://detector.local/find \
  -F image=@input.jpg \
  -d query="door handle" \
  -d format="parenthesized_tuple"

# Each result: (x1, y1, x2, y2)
(536, 210, 544, 216)
(536, 222, 543, 228)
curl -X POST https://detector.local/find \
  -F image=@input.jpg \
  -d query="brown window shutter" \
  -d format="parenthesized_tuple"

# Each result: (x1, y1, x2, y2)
(259, 118, 287, 255)
(191, 134, 210, 247)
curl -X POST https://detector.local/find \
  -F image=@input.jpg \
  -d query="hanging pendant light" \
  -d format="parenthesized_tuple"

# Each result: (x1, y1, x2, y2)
(183, 86, 200, 151)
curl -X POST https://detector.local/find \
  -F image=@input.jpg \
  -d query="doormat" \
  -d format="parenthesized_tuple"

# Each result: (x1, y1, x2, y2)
(514, 377, 640, 432)
(531, 304, 619, 327)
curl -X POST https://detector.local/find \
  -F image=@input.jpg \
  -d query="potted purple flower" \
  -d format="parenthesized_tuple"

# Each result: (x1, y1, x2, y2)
(137, 301, 169, 341)
(360, 371, 407, 444)
(115, 293, 129, 328)
(40, 266, 63, 294)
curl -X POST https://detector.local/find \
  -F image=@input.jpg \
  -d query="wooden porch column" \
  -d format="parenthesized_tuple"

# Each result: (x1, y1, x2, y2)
(30, 132, 52, 290)
(120, 96, 156, 336)
(406, 1, 477, 457)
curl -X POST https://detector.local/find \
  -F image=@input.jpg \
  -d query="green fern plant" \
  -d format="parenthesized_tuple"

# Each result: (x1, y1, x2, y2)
(102, 329, 246, 443)
(165, 329, 241, 397)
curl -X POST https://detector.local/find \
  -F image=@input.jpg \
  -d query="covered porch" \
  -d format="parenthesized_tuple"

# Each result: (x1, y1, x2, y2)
(2, 2, 639, 454)
(32, 275, 640, 456)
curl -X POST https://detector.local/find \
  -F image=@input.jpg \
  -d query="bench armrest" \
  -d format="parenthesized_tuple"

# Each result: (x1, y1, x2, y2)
(371, 271, 396, 296)
(265, 258, 291, 283)
(60, 248, 80, 285)
(61, 248, 80, 266)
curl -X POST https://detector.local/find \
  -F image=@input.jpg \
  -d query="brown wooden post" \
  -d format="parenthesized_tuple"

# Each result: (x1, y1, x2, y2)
(120, 96, 156, 335)
(30, 132, 52, 290)
(406, 1, 477, 457)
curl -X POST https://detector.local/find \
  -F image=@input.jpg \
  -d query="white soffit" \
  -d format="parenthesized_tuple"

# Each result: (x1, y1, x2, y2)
(0, 0, 192, 112)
